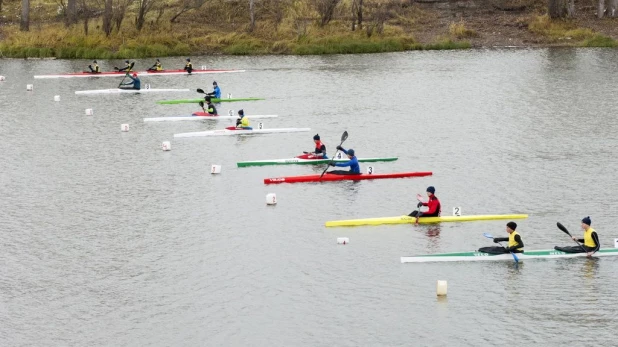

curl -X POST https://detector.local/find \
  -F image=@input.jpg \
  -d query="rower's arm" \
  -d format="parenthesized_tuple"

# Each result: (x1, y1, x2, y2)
(334, 160, 352, 167)
(493, 237, 508, 242)
(591, 232, 600, 252)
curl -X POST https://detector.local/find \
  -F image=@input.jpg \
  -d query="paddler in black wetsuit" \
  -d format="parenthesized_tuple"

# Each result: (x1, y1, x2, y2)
(88, 60, 100, 73)
(116, 60, 134, 72)
(478, 222, 524, 254)
(148, 58, 163, 71)
(554, 216, 600, 256)
(304, 134, 327, 158)
(204, 96, 217, 115)
(184, 58, 193, 74)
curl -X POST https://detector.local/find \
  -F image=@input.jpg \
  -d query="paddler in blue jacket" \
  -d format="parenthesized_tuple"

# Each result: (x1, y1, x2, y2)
(119, 73, 141, 90)
(328, 146, 360, 175)
(205, 81, 221, 99)
(88, 60, 100, 73)
(236, 109, 251, 129)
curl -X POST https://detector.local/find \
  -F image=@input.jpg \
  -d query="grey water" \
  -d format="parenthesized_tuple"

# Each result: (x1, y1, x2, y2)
(1, 49, 617, 346)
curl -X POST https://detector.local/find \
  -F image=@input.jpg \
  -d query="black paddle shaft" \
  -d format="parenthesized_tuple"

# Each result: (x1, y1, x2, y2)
(320, 131, 348, 178)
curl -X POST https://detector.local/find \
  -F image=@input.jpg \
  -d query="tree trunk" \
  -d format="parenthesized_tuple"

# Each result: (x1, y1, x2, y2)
(20, 0, 29, 31)
(67, 0, 76, 26)
(357, 0, 363, 30)
(548, 0, 574, 18)
(103, 0, 113, 36)
(1, 0, 3, 14)
(249, 0, 255, 32)
(84, 15, 89, 35)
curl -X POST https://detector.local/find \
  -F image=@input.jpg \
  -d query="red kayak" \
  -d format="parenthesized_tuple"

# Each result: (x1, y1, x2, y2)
(295, 153, 321, 159)
(34, 69, 245, 79)
(264, 171, 433, 184)
(192, 112, 218, 117)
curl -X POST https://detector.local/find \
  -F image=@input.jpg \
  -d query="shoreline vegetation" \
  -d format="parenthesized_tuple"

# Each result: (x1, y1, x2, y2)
(0, 0, 617, 59)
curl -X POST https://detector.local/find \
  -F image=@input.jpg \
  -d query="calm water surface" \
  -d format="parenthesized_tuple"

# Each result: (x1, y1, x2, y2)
(1, 49, 617, 346)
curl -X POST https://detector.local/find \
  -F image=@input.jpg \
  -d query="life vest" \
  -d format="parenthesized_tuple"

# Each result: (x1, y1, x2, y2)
(239, 116, 250, 127)
(185, 62, 192, 69)
(126, 63, 132, 72)
(583, 227, 597, 248)
(315, 141, 325, 153)
(508, 231, 524, 251)
(155, 62, 162, 71)
(207, 102, 216, 115)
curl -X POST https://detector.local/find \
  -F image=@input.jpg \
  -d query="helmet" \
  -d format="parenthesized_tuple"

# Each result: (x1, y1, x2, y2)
(132, 73, 137, 77)
(186, 58, 191, 62)
(347, 149, 355, 156)
(205, 96, 211, 102)
(93, 60, 97, 63)
(313, 134, 320, 141)
(238, 109, 244, 116)
(213, 81, 217, 85)
(156, 58, 160, 62)
(426, 186, 435, 194)
(125, 60, 130, 63)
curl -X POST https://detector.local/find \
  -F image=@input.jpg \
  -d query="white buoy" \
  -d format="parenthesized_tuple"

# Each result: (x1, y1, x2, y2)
(85, 108, 94, 116)
(26, 84, 33, 91)
(614, 238, 618, 248)
(337, 237, 350, 245)
(436, 280, 448, 296)
(0, 76, 5, 81)
(121, 124, 130, 132)
(54, 95, 61, 102)
(266, 193, 277, 205)
(161, 141, 171, 151)
(367, 166, 374, 175)
(211, 164, 222, 174)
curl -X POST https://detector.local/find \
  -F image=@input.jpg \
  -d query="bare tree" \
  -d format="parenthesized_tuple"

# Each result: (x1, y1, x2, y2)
(170, 0, 207, 23)
(103, 0, 113, 36)
(20, 0, 29, 31)
(249, 0, 255, 32)
(67, 0, 77, 25)
(313, 0, 341, 27)
(548, 0, 574, 18)
(136, 0, 157, 31)
(609, 0, 618, 17)
(1, 0, 4, 13)
(352, 0, 363, 30)
(113, 0, 133, 31)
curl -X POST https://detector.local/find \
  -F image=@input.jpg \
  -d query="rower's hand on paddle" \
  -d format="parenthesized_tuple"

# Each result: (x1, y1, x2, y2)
(417, 202, 423, 208)
(572, 236, 577, 241)
(493, 238, 500, 243)
(336, 146, 343, 151)
(329, 163, 335, 167)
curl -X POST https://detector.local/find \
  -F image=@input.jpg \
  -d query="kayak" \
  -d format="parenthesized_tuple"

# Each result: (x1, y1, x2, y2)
(400, 248, 618, 263)
(237, 155, 399, 167)
(157, 97, 264, 104)
(174, 127, 310, 138)
(75, 88, 190, 95)
(34, 69, 245, 79)
(264, 171, 432, 184)
(144, 113, 278, 122)
(325, 214, 529, 227)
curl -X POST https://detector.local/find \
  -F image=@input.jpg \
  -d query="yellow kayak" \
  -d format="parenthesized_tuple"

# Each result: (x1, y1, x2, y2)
(324, 214, 529, 227)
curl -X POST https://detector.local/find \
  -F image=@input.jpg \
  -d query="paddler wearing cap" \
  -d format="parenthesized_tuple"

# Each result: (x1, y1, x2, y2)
(235, 109, 251, 129)
(304, 134, 327, 158)
(554, 216, 600, 256)
(205, 81, 221, 99)
(119, 73, 141, 90)
(327, 146, 359, 175)
(184, 58, 193, 73)
(409, 186, 441, 217)
(116, 60, 133, 72)
(478, 222, 524, 254)
(203, 96, 218, 115)
(88, 60, 100, 73)
(148, 58, 163, 71)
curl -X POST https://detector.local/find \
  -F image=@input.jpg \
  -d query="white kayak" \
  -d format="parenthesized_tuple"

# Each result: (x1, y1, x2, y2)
(75, 88, 191, 95)
(143, 115, 278, 122)
(174, 127, 311, 138)
(35, 69, 246, 79)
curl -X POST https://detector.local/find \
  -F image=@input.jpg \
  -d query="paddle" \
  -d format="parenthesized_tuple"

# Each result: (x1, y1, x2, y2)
(197, 88, 205, 94)
(483, 232, 519, 263)
(117, 72, 130, 88)
(198, 101, 206, 113)
(319, 131, 348, 178)
(557, 222, 590, 255)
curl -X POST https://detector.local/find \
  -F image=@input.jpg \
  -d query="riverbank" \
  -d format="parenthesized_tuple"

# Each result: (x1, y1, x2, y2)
(0, 0, 617, 58)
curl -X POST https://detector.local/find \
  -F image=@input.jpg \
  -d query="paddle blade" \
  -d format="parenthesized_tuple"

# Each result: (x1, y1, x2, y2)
(483, 233, 494, 239)
(197, 88, 205, 94)
(557, 222, 572, 236)
(199, 101, 204, 107)
(511, 252, 519, 263)
(341, 131, 349, 143)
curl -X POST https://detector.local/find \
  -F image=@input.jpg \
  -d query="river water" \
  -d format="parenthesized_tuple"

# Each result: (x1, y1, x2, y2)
(1, 50, 617, 346)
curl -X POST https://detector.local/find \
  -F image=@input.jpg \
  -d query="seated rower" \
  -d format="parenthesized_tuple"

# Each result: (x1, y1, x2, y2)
(478, 222, 524, 254)
(304, 134, 327, 158)
(119, 73, 141, 90)
(328, 147, 360, 175)
(116, 60, 133, 72)
(148, 58, 163, 71)
(554, 216, 600, 256)
(408, 186, 441, 217)
(184, 58, 193, 73)
(236, 109, 252, 129)
(206, 81, 221, 99)
(204, 96, 217, 115)
(88, 60, 100, 73)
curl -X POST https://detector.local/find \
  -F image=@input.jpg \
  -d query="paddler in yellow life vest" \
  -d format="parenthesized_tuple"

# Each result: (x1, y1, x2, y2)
(554, 216, 600, 256)
(184, 58, 193, 74)
(148, 58, 163, 71)
(88, 60, 100, 73)
(478, 222, 524, 254)
(116, 60, 134, 72)
(236, 109, 252, 129)
(203, 96, 217, 115)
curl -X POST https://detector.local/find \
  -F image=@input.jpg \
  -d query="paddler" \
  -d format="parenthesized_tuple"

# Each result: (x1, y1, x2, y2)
(184, 58, 193, 73)
(148, 58, 163, 71)
(408, 186, 441, 217)
(328, 146, 359, 175)
(116, 60, 133, 72)
(554, 216, 600, 256)
(88, 60, 100, 73)
(304, 134, 327, 158)
(236, 109, 251, 129)
(205, 81, 221, 99)
(478, 222, 524, 254)
(119, 73, 141, 90)
(204, 96, 217, 115)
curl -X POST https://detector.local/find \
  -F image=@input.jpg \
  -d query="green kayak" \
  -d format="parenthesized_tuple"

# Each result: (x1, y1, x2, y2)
(157, 97, 265, 105)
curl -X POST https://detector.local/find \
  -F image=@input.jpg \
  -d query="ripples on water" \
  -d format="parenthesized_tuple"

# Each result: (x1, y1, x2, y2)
(1, 49, 617, 346)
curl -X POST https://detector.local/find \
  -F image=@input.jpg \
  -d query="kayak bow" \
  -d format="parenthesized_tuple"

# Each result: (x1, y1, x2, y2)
(325, 214, 529, 227)
(400, 248, 618, 263)
(157, 97, 265, 104)
(75, 88, 190, 95)
(174, 127, 311, 138)
(237, 156, 398, 167)
(34, 69, 245, 79)
(264, 172, 432, 184)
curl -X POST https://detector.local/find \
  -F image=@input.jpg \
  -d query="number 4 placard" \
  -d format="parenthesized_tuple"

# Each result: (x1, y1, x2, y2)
(453, 207, 462, 216)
